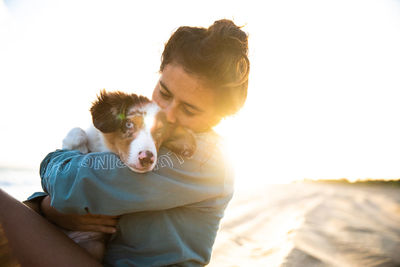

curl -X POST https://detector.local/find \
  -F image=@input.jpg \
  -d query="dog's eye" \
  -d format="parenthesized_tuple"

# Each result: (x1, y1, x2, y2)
(125, 121, 134, 129)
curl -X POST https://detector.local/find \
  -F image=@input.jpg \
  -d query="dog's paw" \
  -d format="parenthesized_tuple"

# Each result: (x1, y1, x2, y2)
(62, 127, 89, 153)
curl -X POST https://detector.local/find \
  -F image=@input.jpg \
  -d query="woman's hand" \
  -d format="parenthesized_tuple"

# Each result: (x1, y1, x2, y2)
(40, 196, 119, 234)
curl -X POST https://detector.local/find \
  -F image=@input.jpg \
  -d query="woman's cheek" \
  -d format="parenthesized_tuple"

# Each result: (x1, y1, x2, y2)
(152, 88, 162, 106)
(178, 116, 198, 132)
(152, 92, 165, 109)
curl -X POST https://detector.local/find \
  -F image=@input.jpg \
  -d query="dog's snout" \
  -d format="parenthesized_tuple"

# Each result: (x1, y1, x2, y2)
(138, 150, 155, 167)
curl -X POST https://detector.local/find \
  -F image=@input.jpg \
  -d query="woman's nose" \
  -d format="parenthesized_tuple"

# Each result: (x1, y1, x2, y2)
(165, 105, 177, 124)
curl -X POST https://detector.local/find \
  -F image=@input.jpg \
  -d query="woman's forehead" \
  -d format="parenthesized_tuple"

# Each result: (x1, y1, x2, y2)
(161, 64, 215, 108)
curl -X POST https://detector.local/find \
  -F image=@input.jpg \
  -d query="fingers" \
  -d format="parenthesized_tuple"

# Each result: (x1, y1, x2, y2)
(101, 217, 119, 227)
(89, 214, 120, 219)
(79, 224, 117, 234)
(81, 215, 119, 227)
(40, 197, 120, 232)
(87, 218, 119, 227)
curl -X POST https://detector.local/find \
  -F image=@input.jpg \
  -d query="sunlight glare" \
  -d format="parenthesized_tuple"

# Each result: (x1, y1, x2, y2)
(1, 0, 400, 188)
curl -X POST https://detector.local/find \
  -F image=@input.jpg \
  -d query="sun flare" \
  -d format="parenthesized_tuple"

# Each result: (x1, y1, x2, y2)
(213, 107, 290, 189)
(0, 0, 399, 184)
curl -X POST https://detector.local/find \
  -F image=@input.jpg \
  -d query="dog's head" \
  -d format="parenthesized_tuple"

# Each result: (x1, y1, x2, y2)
(90, 90, 196, 172)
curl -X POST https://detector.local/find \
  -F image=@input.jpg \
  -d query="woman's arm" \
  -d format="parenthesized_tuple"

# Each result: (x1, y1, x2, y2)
(0, 189, 102, 267)
(40, 147, 230, 215)
(40, 196, 119, 233)
(24, 193, 119, 233)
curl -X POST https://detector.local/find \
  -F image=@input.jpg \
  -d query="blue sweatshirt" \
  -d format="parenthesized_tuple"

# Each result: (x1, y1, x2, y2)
(34, 131, 234, 266)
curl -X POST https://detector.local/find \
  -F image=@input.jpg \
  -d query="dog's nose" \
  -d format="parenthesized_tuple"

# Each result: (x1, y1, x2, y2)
(138, 150, 155, 167)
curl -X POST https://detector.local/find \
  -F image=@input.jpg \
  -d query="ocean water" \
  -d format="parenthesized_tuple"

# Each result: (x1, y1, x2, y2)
(0, 168, 43, 201)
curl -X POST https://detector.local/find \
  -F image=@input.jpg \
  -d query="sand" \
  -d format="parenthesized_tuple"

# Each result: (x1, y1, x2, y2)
(208, 183, 400, 267)
(1, 169, 400, 266)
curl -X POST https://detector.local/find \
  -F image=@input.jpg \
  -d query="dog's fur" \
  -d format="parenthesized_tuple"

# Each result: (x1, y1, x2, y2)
(61, 90, 197, 260)
(63, 90, 196, 172)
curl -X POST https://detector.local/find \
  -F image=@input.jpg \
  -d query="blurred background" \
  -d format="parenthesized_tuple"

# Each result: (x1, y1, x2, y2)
(1, 0, 400, 188)
(1, 1, 400, 266)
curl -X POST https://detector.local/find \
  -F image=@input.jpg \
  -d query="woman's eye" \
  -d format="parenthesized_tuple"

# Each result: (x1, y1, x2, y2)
(125, 121, 134, 129)
(182, 106, 196, 117)
(159, 89, 171, 99)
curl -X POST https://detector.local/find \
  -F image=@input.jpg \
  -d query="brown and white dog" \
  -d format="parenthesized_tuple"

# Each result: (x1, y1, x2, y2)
(63, 90, 196, 172)
(61, 90, 196, 260)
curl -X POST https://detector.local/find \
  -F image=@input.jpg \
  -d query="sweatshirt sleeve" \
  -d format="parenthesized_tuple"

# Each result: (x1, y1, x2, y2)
(40, 133, 232, 215)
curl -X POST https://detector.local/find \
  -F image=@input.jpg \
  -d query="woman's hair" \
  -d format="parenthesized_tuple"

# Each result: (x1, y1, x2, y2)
(160, 19, 250, 117)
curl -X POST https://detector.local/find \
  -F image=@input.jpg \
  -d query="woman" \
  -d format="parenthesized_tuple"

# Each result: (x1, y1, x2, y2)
(0, 19, 249, 266)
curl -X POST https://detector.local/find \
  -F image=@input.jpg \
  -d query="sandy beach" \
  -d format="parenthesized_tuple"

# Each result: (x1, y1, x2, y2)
(1, 169, 400, 267)
(209, 183, 400, 267)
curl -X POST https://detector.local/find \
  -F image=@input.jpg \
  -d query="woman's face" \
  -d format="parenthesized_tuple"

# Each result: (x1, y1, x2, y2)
(152, 64, 221, 133)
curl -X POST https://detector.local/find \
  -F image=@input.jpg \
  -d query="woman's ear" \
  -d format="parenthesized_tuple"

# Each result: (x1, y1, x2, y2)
(163, 126, 197, 158)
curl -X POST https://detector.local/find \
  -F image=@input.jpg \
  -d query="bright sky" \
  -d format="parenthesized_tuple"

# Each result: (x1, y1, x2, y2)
(1, 0, 400, 187)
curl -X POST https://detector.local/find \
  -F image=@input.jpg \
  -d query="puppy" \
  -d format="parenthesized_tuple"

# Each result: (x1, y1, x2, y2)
(61, 90, 196, 260)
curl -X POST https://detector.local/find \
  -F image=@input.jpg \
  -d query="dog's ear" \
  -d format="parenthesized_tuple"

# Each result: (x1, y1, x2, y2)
(163, 126, 197, 158)
(90, 90, 123, 133)
(90, 90, 146, 133)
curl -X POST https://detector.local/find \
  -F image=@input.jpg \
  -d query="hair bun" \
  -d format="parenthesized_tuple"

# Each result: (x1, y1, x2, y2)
(205, 19, 248, 55)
